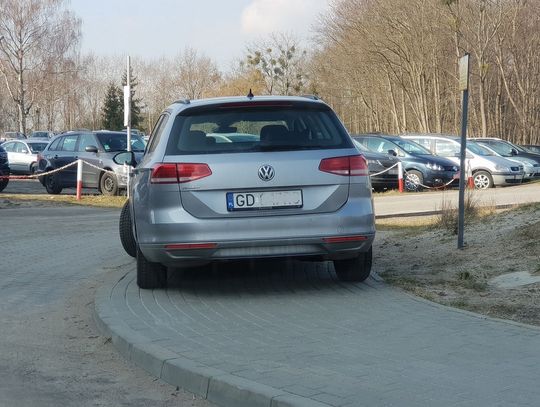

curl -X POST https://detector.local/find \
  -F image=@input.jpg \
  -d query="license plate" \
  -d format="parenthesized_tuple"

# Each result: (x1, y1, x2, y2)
(226, 190, 303, 211)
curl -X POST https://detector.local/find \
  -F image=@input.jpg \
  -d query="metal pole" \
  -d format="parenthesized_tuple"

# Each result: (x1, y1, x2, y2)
(457, 53, 470, 249)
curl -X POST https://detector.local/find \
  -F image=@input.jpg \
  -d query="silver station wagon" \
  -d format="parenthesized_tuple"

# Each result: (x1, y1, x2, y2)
(117, 96, 375, 288)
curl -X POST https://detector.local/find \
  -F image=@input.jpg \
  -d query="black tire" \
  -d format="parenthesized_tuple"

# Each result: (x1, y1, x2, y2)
(44, 173, 62, 194)
(29, 162, 37, 174)
(136, 245, 167, 289)
(405, 170, 423, 192)
(0, 172, 8, 193)
(473, 170, 493, 189)
(333, 247, 373, 282)
(100, 172, 119, 196)
(119, 201, 136, 257)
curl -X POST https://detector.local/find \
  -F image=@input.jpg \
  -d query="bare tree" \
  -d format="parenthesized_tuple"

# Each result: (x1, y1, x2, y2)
(246, 32, 308, 95)
(173, 47, 221, 100)
(0, 0, 80, 134)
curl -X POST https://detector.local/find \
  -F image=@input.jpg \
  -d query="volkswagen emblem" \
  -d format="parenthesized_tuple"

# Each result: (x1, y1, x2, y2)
(258, 165, 275, 181)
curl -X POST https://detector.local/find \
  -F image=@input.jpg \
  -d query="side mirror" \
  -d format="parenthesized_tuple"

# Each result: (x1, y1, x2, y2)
(511, 148, 518, 156)
(387, 149, 398, 157)
(85, 145, 98, 153)
(113, 151, 136, 167)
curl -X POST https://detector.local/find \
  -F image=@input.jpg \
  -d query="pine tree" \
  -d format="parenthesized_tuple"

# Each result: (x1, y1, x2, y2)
(122, 67, 143, 129)
(101, 83, 123, 130)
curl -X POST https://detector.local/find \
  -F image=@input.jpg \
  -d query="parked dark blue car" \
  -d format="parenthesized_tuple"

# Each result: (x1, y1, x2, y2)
(354, 134, 459, 191)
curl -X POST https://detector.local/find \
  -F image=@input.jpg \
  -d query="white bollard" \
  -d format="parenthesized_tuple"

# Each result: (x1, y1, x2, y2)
(398, 161, 404, 192)
(76, 159, 83, 200)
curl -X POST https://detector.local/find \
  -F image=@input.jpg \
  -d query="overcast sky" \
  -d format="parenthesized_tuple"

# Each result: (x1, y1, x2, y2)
(70, 0, 331, 69)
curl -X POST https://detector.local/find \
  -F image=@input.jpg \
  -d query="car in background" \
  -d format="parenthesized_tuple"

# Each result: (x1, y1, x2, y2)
(1, 139, 49, 174)
(354, 134, 458, 191)
(402, 134, 525, 189)
(351, 137, 399, 191)
(30, 131, 55, 139)
(1, 131, 26, 142)
(521, 145, 540, 154)
(116, 95, 375, 288)
(0, 145, 10, 192)
(470, 137, 540, 168)
(36, 130, 145, 195)
(477, 143, 540, 181)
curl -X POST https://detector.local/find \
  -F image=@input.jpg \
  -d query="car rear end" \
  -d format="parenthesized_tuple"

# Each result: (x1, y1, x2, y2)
(132, 98, 375, 269)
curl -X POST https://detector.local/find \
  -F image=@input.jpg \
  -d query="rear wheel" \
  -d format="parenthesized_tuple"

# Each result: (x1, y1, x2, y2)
(119, 201, 136, 257)
(473, 170, 493, 189)
(405, 170, 423, 192)
(136, 245, 167, 289)
(100, 172, 119, 196)
(333, 247, 372, 282)
(44, 173, 62, 194)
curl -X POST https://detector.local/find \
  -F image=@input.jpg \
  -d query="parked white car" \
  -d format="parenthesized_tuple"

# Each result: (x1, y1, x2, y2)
(402, 134, 524, 189)
(0, 139, 49, 174)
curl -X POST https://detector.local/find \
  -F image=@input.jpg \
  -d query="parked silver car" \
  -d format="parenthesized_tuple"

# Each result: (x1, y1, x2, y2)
(117, 96, 376, 288)
(1, 139, 49, 174)
(402, 134, 524, 188)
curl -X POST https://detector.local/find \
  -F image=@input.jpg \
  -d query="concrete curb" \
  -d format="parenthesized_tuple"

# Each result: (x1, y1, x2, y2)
(93, 270, 331, 407)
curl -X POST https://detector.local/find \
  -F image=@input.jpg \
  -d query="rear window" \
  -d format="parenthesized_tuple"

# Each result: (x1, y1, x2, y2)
(166, 106, 352, 155)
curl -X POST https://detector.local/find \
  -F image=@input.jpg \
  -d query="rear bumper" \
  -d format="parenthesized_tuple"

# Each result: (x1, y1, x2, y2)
(136, 196, 375, 266)
(140, 235, 375, 266)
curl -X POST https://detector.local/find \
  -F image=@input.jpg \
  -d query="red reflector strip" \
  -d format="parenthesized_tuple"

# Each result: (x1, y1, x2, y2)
(323, 235, 368, 243)
(165, 243, 217, 250)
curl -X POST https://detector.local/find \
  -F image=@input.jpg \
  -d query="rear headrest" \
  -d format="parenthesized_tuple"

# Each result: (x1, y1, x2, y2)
(260, 125, 289, 144)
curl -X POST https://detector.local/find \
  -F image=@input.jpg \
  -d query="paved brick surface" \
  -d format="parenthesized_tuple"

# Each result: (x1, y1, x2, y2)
(97, 259, 540, 407)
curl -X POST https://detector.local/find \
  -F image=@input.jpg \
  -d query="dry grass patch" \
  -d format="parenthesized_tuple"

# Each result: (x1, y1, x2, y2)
(0, 193, 126, 208)
(374, 202, 540, 326)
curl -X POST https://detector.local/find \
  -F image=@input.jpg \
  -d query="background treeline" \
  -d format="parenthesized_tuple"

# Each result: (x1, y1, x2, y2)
(0, 0, 538, 145)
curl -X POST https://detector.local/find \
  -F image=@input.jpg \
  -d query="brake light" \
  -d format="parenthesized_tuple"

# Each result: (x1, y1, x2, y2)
(319, 155, 368, 176)
(151, 163, 212, 184)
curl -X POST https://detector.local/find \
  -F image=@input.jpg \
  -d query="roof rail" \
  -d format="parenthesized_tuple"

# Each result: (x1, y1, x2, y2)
(301, 94, 319, 100)
(173, 98, 191, 105)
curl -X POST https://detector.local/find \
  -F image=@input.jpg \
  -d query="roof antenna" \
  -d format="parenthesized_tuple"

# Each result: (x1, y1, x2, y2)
(247, 89, 254, 99)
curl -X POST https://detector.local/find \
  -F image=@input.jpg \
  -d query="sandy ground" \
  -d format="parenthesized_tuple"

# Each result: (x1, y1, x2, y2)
(374, 203, 540, 326)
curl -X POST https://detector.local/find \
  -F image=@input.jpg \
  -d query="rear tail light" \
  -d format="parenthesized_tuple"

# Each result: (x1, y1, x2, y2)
(319, 155, 368, 176)
(151, 163, 178, 184)
(151, 163, 212, 184)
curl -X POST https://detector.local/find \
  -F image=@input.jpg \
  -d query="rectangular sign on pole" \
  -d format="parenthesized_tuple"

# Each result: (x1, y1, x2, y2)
(459, 54, 470, 91)
(123, 85, 131, 127)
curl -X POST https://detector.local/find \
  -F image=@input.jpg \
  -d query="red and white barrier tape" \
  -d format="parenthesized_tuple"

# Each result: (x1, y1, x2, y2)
(0, 159, 118, 180)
